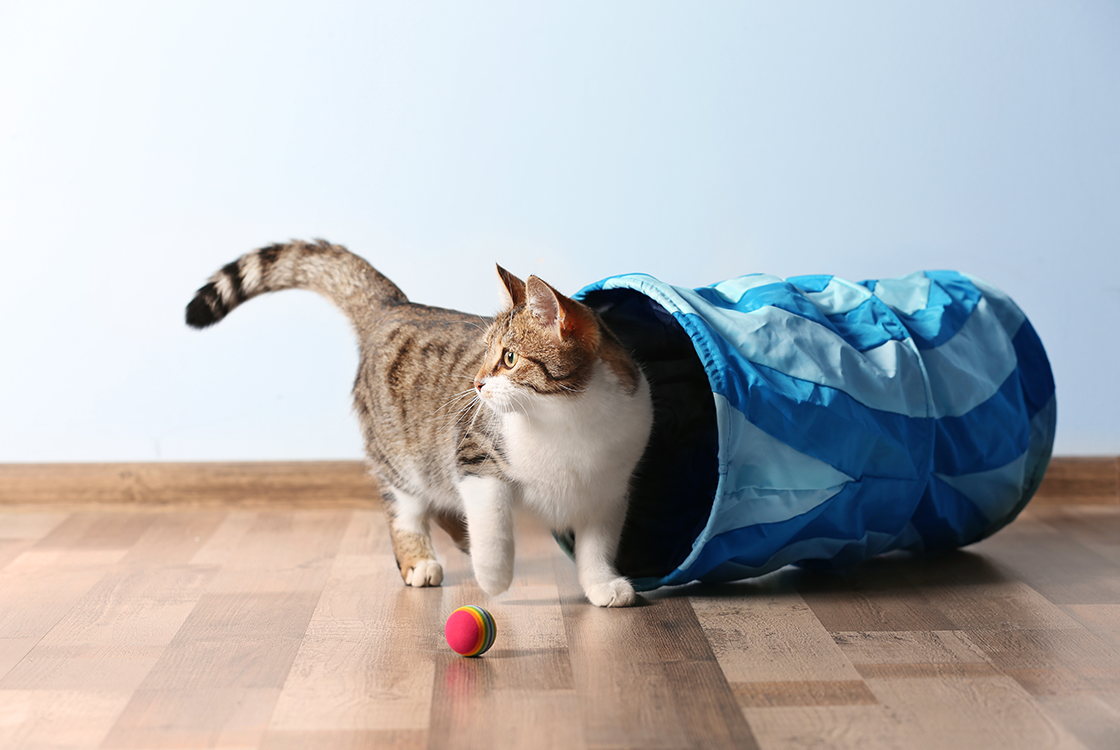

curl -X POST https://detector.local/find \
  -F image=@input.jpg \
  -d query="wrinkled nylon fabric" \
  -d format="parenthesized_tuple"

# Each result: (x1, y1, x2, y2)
(573, 271, 1056, 591)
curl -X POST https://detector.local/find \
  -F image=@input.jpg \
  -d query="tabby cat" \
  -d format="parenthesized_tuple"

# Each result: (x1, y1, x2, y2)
(186, 240, 653, 607)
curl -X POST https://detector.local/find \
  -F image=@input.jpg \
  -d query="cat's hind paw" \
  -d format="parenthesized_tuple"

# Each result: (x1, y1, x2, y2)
(585, 577, 636, 607)
(404, 559, 443, 587)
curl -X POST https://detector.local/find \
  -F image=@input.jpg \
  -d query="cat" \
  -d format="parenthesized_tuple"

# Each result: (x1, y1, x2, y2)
(186, 239, 654, 607)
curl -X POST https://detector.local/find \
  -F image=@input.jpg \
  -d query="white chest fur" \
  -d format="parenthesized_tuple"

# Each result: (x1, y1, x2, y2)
(499, 362, 653, 529)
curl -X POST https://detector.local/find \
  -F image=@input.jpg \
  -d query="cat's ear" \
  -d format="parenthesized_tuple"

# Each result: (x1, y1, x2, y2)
(495, 265, 527, 309)
(526, 276, 601, 348)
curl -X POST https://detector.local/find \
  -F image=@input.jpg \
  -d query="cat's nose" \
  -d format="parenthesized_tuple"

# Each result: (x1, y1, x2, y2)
(473, 379, 484, 392)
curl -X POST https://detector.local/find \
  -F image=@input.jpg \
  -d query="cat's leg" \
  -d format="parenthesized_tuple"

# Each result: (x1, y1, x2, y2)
(383, 487, 443, 587)
(573, 497, 636, 608)
(457, 476, 515, 596)
(432, 510, 470, 554)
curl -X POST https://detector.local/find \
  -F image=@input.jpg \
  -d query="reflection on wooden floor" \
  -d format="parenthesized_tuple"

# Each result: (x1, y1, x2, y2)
(1, 468, 1119, 748)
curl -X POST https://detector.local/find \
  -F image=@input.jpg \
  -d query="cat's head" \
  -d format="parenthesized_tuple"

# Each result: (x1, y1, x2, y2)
(473, 266, 639, 412)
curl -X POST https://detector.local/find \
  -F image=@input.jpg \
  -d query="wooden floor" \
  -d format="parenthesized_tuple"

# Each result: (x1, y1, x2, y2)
(1, 467, 1119, 748)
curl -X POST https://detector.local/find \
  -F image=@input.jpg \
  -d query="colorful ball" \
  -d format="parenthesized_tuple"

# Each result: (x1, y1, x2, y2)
(444, 605, 497, 657)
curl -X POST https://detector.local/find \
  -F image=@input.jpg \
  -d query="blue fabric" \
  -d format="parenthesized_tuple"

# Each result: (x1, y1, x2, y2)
(575, 270, 1056, 591)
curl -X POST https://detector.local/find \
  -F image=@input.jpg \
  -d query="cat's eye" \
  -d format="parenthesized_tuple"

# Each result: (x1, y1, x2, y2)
(502, 349, 518, 369)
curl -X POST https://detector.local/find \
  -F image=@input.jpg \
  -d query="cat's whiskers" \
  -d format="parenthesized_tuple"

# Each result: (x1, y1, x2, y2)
(434, 388, 477, 415)
(436, 400, 479, 434)
(454, 397, 487, 452)
(452, 399, 481, 429)
(439, 394, 483, 435)
(507, 389, 532, 414)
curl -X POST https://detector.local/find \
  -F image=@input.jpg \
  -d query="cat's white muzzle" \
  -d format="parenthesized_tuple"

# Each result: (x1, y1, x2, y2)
(475, 376, 527, 415)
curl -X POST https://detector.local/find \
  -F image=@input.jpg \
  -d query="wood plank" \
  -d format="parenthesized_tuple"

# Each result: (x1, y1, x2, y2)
(101, 687, 282, 749)
(831, 630, 992, 669)
(688, 576, 863, 684)
(893, 551, 1085, 631)
(854, 662, 1001, 679)
(135, 591, 321, 691)
(204, 510, 351, 593)
(259, 729, 428, 750)
(99, 584, 316, 747)
(0, 510, 69, 539)
(0, 539, 34, 570)
(270, 618, 437, 733)
(1028, 505, 1120, 547)
(973, 513, 1120, 606)
(31, 511, 158, 551)
(793, 560, 958, 633)
(0, 690, 133, 750)
(556, 554, 758, 750)
(189, 510, 259, 566)
(740, 705, 906, 750)
(731, 680, 878, 707)
(0, 461, 378, 507)
(117, 510, 229, 566)
(0, 638, 41, 681)
(0, 547, 122, 641)
(860, 675, 1085, 749)
(1065, 604, 1120, 648)
(0, 564, 215, 691)
(428, 682, 584, 750)
(966, 627, 1120, 694)
(1037, 695, 1120, 750)
(793, 625, 1086, 748)
(268, 553, 439, 734)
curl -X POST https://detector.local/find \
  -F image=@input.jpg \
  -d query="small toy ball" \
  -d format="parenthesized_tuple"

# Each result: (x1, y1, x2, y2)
(444, 605, 497, 657)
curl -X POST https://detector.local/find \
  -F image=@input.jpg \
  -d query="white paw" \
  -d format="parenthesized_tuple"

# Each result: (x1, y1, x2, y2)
(473, 563, 513, 597)
(406, 559, 443, 587)
(585, 577, 636, 607)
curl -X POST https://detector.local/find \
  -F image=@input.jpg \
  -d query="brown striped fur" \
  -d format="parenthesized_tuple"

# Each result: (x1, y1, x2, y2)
(187, 240, 653, 605)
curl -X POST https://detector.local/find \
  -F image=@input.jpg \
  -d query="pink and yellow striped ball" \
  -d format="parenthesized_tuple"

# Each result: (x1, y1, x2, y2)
(444, 605, 497, 657)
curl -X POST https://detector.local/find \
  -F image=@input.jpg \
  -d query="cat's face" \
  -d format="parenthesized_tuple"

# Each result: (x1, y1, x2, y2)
(473, 267, 602, 413)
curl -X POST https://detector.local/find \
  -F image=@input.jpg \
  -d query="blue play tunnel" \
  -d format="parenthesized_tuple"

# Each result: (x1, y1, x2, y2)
(556, 270, 1056, 591)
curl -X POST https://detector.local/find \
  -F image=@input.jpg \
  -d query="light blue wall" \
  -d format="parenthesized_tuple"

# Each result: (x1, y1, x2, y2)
(1, 1, 1117, 460)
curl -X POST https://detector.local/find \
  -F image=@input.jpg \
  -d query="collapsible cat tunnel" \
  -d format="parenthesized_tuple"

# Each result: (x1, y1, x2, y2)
(559, 270, 1056, 591)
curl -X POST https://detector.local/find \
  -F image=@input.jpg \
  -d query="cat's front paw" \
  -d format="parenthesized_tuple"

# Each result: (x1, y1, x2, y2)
(585, 577, 636, 608)
(473, 563, 513, 597)
(405, 559, 443, 587)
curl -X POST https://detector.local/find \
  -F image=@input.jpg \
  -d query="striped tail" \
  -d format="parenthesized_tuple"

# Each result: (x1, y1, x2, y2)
(185, 239, 408, 330)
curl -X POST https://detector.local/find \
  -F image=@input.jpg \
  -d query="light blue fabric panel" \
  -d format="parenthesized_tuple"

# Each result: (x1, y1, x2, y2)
(921, 296, 1020, 418)
(673, 293, 930, 417)
(672, 297, 927, 416)
(934, 452, 1031, 524)
(702, 274, 788, 305)
(963, 274, 1026, 338)
(934, 392, 1057, 526)
(871, 271, 932, 315)
(707, 393, 853, 534)
(577, 268, 1055, 590)
(799, 276, 875, 316)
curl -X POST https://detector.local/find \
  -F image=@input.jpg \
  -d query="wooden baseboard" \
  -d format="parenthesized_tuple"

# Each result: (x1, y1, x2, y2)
(1032, 456, 1119, 505)
(0, 457, 1114, 507)
(0, 461, 378, 508)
